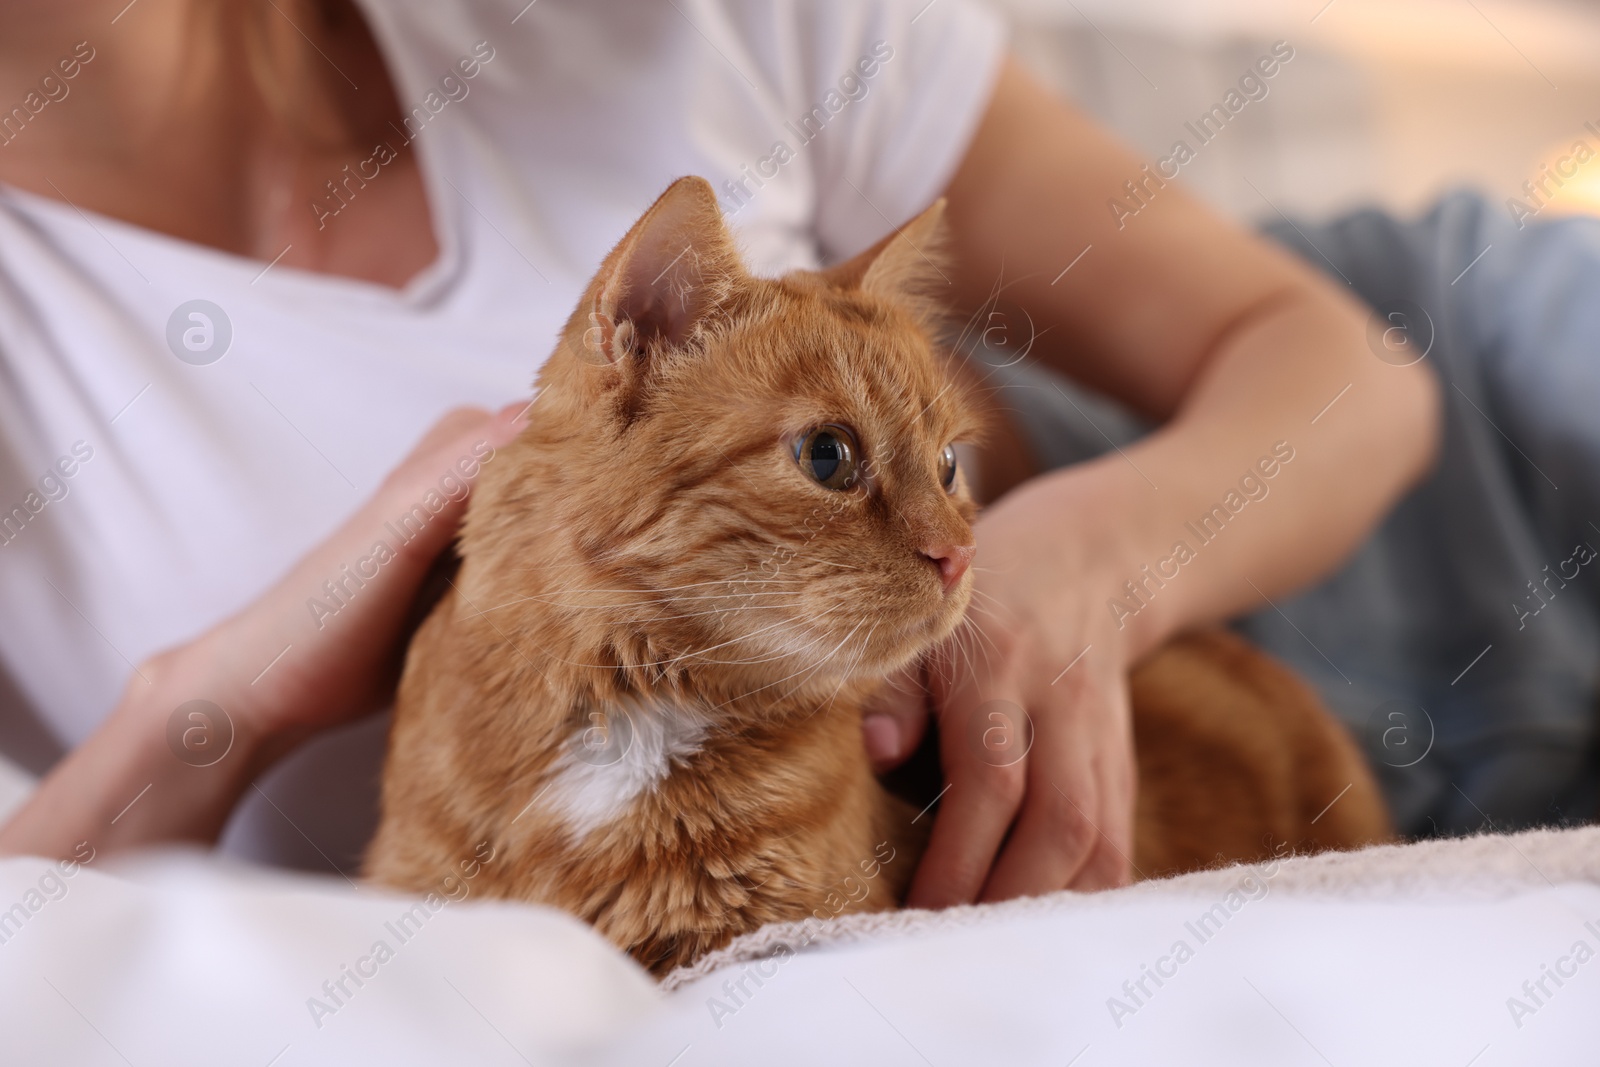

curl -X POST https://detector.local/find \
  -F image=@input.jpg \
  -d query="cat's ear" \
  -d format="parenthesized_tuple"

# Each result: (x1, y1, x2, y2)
(820, 199, 949, 303)
(582, 177, 743, 367)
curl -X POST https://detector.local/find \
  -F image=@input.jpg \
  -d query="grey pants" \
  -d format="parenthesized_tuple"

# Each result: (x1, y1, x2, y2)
(987, 191, 1600, 837)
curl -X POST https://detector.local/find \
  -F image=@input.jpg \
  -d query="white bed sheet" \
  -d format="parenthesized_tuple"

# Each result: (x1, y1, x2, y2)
(0, 846, 1594, 1065)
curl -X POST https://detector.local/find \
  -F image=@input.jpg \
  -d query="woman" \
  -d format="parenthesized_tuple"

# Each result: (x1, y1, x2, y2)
(0, 0, 1441, 909)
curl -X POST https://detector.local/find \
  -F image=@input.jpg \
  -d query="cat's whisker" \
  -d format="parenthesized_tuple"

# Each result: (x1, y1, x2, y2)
(964, 624, 1007, 675)
(790, 618, 873, 715)
(660, 588, 807, 600)
(961, 595, 1000, 621)
(649, 576, 808, 591)
(958, 613, 1002, 677)
(950, 270, 1007, 358)
(958, 606, 997, 651)
(948, 266, 1049, 377)
(798, 620, 880, 724)
(946, 620, 978, 683)
(953, 579, 1017, 614)
(481, 586, 807, 614)
(621, 601, 810, 626)
(539, 575, 808, 596)
(713, 611, 859, 670)
(546, 581, 808, 601)
(963, 622, 1003, 656)
(552, 590, 809, 611)
(540, 607, 793, 633)
(730, 612, 862, 705)
(939, 614, 988, 685)
(654, 606, 837, 669)
(962, 594, 1007, 627)
(964, 586, 1020, 628)
(711, 613, 861, 710)
(654, 614, 823, 669)
(800, 617, 889, 726)
(794, 620, 869, 718)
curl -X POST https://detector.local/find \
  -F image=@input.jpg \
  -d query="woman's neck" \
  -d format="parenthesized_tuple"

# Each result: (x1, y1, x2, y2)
(0, 0, 436, 287)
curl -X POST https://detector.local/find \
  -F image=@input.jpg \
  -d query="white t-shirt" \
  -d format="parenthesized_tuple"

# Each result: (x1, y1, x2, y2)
(0, 0, 1004, 869)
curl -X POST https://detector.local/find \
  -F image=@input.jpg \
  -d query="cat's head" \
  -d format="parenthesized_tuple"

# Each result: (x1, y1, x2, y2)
(487, 177, 981, 693)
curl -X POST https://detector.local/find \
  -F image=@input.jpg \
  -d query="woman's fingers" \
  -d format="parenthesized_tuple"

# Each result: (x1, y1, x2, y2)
(979, 667, 1134, 898)
(1068, 700, 1137, 890)
(206, 402, 528, 736)
(976, 715, 1097, 899)
(904, 670, 1029, 909)
(901, 625, 1139, 906)
(1067, 766, 1136, 890)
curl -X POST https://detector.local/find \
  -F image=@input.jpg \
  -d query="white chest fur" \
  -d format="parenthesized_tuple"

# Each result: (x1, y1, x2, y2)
(539, 696, 710, 838)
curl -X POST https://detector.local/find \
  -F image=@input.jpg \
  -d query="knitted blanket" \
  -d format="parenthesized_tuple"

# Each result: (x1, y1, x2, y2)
(663, 824, 1600, 990)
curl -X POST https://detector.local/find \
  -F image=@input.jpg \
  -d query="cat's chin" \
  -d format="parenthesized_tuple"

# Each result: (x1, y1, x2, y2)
(833, 587, 975, 681)
(920, 583, 976, 643)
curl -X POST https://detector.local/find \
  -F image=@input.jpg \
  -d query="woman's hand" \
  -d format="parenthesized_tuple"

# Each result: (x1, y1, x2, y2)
(181, 403, 526, 753)
(0, 403, 527, 859)
(867, 459, 1143, 904)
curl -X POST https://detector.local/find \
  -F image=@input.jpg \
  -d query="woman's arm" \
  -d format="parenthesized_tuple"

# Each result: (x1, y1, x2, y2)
(0, 404, 526, 859)
(950, 55, 1439, 649)
(868, 57, 1440, 905)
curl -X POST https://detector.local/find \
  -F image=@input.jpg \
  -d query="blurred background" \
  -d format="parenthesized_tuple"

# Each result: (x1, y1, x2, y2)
(994, 0, 1600, 224)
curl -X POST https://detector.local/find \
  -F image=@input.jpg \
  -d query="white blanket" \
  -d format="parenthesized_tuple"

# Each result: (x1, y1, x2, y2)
(1, 828, 1595, 1065)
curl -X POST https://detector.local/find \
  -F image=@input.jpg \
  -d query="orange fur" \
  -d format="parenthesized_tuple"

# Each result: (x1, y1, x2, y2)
(1129, 629, 1389, 877)
(366, 177, 1390, 976)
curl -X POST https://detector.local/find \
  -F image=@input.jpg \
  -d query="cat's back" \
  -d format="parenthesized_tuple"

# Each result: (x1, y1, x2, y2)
(1129, 629, 1391, 877)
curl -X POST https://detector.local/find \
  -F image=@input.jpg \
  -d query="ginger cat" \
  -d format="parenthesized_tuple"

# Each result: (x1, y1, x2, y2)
(366, 177, 1389, 975)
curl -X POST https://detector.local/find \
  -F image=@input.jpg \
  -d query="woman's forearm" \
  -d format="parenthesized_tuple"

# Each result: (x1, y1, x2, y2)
(1065, 287, 1440, 663)
(0, 660, 268, 859)
(941, 55, 1441, 664)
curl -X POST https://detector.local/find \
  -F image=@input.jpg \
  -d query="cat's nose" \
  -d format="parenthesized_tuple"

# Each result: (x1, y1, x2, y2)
(922, 542, 975, 593)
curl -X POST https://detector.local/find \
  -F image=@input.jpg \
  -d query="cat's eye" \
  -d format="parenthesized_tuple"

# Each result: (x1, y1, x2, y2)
(938, 444, 958, 492)
(796, 425, 860, 490)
